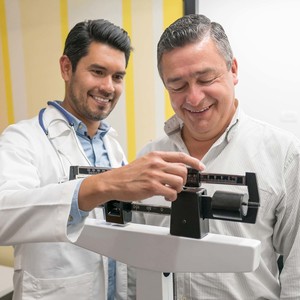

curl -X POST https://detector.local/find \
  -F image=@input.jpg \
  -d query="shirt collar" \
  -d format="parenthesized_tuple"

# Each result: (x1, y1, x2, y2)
(51, 100, 110, 138)
(223, 103, 240, 143)
(164, 100, 241, 143)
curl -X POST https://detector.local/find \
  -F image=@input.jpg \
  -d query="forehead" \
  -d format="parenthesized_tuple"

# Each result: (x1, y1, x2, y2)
(161, 39, 227, 78)
(79, 42, 126, 70)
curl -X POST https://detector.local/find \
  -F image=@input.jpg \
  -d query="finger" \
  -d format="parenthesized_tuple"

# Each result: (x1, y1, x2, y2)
(157, 185, 179, 202)
(153, 151, 205, 171)
(162, 174, 185, 193)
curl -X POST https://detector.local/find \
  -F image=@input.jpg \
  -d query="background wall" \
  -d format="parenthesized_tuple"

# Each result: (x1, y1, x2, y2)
(0, 247, 13, 267)
(0, 0, 184, 160)
(197, 0, 300, 138)
(0, 0, 183, 268)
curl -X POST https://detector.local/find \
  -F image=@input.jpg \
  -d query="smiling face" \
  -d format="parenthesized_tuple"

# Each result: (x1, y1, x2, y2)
(161, 37, 238, 144)
(60, 41, 126, 129)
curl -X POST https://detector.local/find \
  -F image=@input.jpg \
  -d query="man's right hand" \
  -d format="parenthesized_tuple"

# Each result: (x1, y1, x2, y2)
(78, 151, 205, 211)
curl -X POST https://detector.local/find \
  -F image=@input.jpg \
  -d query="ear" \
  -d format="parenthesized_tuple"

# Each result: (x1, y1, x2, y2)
(231, 58, 239, 85)
(60, 55, 72, 81)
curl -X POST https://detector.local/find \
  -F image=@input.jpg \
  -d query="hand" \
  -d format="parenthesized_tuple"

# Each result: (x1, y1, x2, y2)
(78, 151, 205, 210)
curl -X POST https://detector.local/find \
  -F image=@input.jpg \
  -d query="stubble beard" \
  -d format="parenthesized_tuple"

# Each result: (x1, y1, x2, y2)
(70, 89, 113, 121)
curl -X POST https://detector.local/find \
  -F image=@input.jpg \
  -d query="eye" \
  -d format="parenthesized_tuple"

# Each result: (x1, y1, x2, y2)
(172, 86, 185, 92)
(198, 77, 216, 86)
(92, 69, 104, 76)
(113, 74, 125, 82)
(167, 83, 187, 93)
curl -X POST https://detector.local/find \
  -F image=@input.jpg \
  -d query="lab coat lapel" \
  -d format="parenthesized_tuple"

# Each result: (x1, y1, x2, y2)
(43, 105, 90, 166)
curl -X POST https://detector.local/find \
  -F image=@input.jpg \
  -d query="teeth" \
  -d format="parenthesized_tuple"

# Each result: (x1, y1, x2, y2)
(93, 95, 110, 103)
(188, 106, 210, 113)
(199, 106, 210, 112)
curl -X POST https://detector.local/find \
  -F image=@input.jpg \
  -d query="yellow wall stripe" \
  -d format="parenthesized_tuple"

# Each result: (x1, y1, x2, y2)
(20, 0, 63, 117)
(163, 0, 183, 120)
(60, 0, 69, 50)
(122, 0, 136, 162)
(131, 0, 156, 152)
(0, 0, 14, 124)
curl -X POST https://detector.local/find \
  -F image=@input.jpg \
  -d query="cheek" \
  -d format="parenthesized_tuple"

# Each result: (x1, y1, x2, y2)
(71, 75, 89, 92)
(114, 84, 123, 97)
(170, 100, 182, 116)
(169, 93, 184, 109)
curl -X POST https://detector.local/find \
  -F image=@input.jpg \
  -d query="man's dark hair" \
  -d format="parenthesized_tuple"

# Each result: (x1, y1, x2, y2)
(63, 19, 132, 72)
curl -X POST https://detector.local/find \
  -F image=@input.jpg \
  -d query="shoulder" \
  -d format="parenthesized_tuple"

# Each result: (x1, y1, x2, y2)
(238, 114, 300, 167)
(241, 113, 300, 145)
(1, 116, 41, 141)
(138, 135, 175, 157)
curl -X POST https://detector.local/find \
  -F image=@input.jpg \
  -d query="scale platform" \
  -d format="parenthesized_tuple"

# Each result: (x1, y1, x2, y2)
(75, 218, 261, 299)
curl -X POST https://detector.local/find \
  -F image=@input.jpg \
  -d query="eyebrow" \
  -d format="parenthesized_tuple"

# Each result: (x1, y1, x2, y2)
(165, 68, 215, 84)
(89, 64, 126, 76)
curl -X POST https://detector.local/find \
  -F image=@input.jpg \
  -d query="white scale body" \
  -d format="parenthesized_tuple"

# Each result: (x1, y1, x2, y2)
(75, 218, 261, 299)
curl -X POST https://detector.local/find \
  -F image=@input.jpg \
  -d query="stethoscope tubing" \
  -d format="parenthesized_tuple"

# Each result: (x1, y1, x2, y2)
(38, 101, 126, 175)
(38, 101, 90, 178)
(39, 101, 74, 135)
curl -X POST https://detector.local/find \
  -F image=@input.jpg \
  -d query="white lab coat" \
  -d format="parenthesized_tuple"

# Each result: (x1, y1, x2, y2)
(0, 104, 128, 300)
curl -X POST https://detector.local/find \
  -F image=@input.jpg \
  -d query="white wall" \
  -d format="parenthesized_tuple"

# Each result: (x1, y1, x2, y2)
(197, 0, 300, 137)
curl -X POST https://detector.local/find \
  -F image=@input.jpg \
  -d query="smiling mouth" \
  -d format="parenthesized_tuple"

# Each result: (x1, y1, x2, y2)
(91, 95, 112, 103)
(186, 104, 212, 113)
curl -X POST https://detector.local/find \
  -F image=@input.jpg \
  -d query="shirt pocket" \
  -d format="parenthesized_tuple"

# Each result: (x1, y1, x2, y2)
(22, 270, 94, 300)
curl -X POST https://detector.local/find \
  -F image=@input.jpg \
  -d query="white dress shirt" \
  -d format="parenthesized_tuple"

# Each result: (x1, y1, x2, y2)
(132, 105, 300, 300)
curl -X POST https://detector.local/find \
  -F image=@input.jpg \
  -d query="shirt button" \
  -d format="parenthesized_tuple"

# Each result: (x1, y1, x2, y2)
(68, 215, 73, 222)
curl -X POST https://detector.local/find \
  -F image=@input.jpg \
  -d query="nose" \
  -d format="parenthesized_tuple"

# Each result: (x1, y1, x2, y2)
(186, 84, 205, 106)
(100, 76, 115, 94)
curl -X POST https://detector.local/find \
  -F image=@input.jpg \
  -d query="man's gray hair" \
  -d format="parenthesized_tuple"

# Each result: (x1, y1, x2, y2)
(157, 14, 233, 76)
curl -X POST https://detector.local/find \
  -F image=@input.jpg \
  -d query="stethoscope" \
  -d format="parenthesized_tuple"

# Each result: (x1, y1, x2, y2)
(38, 101, 91, 181)
(39, 101, 75, 135)
(38, 101, 125, 180)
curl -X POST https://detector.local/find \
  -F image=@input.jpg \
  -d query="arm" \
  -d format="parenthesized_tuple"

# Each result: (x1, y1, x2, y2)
(78, 151, 204, 211)
(275, 146, 300, 299)
(0, 124, 81, 245)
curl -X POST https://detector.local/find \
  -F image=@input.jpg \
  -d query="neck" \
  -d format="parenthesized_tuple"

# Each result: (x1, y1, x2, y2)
(181, 128, 219, 160)
(86, 121, 101, 138)
(60, 100, 101, 138)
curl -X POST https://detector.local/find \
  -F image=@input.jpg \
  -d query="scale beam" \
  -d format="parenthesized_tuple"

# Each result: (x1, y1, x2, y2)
(70, 166, 260, 238)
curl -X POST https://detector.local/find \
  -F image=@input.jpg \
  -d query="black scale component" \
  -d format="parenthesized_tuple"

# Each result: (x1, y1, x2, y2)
(70, 166, 260, 239)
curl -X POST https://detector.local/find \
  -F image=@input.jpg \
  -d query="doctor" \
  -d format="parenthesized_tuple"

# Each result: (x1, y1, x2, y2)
(0, 19, 203, 300)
